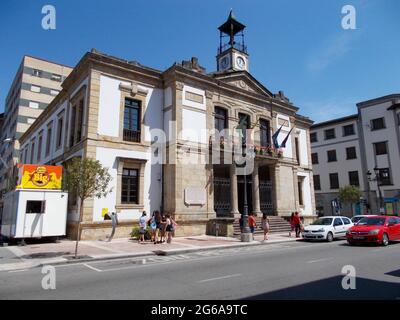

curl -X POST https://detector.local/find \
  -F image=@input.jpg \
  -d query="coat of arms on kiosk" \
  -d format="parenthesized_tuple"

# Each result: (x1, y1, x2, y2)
(16, 164, 62, 190)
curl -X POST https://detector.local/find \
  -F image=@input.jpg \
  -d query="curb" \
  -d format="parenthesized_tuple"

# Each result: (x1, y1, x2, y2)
(1, 237, 300, 271)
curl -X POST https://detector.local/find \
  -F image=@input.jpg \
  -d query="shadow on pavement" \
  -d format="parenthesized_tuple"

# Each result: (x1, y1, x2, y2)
(243, 275, 400, 300)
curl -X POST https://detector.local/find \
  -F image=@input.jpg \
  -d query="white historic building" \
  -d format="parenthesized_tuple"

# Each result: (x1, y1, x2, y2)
(16, 12, 316, 239)
(311, 94, 400, 217)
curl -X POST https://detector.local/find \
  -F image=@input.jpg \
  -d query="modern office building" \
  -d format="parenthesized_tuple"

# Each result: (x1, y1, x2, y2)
(311, 94, 400, 217)
(0, 55, 72, 194)
(17, 12, 316, 240)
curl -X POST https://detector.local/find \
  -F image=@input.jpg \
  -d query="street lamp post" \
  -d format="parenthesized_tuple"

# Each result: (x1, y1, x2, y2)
(236, 127, 253, 242)
(367, 167, 384, 214)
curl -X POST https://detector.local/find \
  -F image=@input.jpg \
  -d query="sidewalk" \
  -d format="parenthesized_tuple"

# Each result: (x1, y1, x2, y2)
(0, 232, 300, 272)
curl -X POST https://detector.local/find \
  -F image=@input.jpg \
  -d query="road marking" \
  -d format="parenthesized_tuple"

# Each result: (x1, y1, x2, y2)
(83, 263, 103, 272)
(197, 273, 242, 283)
(307, 258, 333, 263)
(8, 269, 28, 273)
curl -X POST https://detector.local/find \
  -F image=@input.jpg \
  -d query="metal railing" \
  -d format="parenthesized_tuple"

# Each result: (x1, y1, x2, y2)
(123, 129, 141, 143)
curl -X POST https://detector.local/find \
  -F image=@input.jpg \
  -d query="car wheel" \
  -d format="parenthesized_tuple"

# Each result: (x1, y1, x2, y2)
(326, 232, 334, 242)
(347, 240, 355, 246)
(381, 233, 389, 246)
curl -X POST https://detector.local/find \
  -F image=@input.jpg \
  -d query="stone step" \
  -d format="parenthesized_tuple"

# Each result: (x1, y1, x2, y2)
(232, 216, 292, 235)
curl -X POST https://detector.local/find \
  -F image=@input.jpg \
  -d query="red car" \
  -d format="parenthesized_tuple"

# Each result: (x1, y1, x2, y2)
(346, 215, 400, 246)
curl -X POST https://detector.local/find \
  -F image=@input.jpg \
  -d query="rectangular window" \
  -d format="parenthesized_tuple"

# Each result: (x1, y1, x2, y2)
(32, 69, 42, 77)
(51, 74, 62, 82)
(259, 119, 271, 147)
(310, 132, 317, 143)
(311, 153, 319, 164)
(371, 117, 386, 131)
(295, 137, 300, 164)
(37, 131, 43, 162)
(24, 148, 28, 164)
(76, 99, 84, 143)
(348, 171, 360, 186)
(378, 168, 391, 185)
(214, 107, 228, 132)
(29, 101, 39, 109)
(374, 141, 387, 155)
(346, 146, 357, 160)
(121, 168, 139, 204)
(30, 85, 41, 93)
(50, 89, 60, 96)
(45, 122, 53, 156)
(56, 113, 64, 149)
(327, 150, 337, 162)
(123, 98, 141, 142)
(26, 200, 45, 214)
(27, 118, 36, 124)
(69, 106, 76, 147)
(298, 179, 304, 206)
(30, 139, 35, 163)
(238, 113, 250, 141)
(342, 124, 355, 136)
(324, 129, 335, 140)
(313, 175, 321, 190)
(329, 173, 339, 189)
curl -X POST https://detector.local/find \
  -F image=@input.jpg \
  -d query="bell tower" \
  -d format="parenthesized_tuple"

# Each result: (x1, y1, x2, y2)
(216, 10, 249, 72)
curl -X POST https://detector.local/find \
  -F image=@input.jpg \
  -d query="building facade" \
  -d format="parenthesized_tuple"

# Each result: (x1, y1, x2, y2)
(311, 94, 400, 217)
(17, 13, 316, 240)
(0, 56, 72, 194)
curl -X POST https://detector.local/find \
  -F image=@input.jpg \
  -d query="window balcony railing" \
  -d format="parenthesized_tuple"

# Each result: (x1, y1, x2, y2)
(123, 129, 141, 143)
(208, 135, 283, 158)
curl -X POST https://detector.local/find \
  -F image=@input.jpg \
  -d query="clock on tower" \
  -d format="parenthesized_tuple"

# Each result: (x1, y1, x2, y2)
(216, 10, 249, 72)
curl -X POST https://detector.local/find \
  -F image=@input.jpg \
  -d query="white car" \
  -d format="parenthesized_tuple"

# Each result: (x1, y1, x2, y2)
(302, 216, 354, 242)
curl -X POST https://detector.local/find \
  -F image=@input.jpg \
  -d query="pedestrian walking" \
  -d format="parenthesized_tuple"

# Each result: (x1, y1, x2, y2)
(165, 214, 177, 244)
(261, 214, 270, 241)
(289, 212, 295, 237)
(107, 211, 118, 242)
(148, 211, 157, 242)
(248, 213, 257, 241)
(153, 210, 162, 244)
(293, 211, 302, 238)
(159, 213, 167, 243)
(138, 211, 147, 243)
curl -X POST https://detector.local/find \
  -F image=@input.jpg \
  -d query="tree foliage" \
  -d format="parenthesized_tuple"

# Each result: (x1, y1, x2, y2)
(63, 157, 112, 202)
(339, 185, 362, 204)
(62, 157, 112, 257)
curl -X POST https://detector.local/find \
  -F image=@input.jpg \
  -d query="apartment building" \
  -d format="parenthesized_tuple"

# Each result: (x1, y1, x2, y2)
(311, 94, 400, 217)
(17, 12, 316, 240)
(0, 56, 72, 193)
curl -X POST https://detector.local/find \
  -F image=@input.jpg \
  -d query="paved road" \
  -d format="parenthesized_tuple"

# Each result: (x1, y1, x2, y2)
(0, 239, 399, 299)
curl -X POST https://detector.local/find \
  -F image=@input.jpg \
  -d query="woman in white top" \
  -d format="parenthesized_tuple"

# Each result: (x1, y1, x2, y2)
(261, 214, 270, 241)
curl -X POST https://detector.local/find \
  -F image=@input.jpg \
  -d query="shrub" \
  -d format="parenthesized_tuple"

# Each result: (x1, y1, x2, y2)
(130, 226, 152, 240)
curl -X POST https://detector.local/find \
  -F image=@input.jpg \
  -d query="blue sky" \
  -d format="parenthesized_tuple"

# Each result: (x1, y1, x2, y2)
(0, 0, 399, 122)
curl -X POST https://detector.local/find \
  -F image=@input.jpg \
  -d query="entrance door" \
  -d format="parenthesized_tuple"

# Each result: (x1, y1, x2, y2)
(23, 200, 45, 238)
(213, 165, 231, 217)
(238, 175, 252, 215)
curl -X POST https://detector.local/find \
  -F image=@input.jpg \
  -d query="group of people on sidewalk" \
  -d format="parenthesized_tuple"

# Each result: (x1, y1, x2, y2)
(239, 213, 270, 241)
(239, 211, 304, 240)
(289, 211, 303, 238)
(138, 211, 178, 245)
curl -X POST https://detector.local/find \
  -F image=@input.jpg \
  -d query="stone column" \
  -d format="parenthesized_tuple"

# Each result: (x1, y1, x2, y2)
(271, 164, 281, 216)
(252, 161, 262, 216)
(230, 164, 240, 217)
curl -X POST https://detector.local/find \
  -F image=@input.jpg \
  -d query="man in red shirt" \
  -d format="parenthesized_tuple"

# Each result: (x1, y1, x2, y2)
(293, 211, 301, 238)
(248, 214, 257, 240)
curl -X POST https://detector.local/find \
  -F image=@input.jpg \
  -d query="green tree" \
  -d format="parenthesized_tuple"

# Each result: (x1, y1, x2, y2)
(63, 157, 112, 258)
(339, 185, 362, 215)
